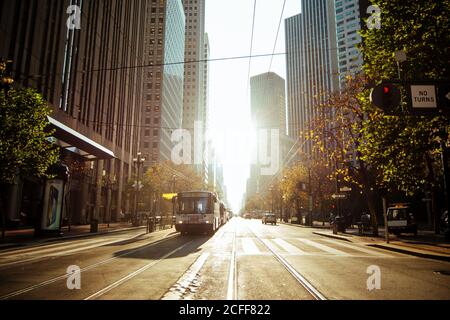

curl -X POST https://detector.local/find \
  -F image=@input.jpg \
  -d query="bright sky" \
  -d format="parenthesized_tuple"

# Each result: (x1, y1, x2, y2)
(205, 0, 301, 213)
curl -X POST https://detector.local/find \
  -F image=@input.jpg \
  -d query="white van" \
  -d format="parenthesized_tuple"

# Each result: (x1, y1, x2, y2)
(387, 204, 418, 236)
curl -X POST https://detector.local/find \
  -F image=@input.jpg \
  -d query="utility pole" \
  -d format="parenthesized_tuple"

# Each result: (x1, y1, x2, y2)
(382, 195, 389, 244)
(133, 152, 145, 226)
(441, 137, 450, 239)
(308, 166, 313, 226)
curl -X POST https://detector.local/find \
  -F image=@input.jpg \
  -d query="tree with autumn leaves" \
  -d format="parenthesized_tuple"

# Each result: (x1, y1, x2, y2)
(140, 162, 209, 214)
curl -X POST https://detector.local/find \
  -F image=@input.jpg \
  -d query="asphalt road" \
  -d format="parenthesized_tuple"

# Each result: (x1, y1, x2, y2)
(0, 218, 449, 300)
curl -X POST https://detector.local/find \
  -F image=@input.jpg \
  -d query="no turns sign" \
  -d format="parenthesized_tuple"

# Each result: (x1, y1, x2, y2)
(410, 85, 437, 109)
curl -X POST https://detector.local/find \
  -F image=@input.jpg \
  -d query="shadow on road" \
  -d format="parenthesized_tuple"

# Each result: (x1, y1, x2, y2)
(111, 233, 211, 260)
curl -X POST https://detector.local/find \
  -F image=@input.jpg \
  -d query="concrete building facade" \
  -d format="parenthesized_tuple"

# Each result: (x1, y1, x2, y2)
(182, 0, 208, 183)
(0, 0, 183, 228)
(141, 0, 185, 167)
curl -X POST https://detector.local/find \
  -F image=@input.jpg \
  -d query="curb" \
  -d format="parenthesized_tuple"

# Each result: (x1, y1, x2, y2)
(368, 244, 450, 262)
(312, 231, 353, 242)
(279, 222, 331, 230)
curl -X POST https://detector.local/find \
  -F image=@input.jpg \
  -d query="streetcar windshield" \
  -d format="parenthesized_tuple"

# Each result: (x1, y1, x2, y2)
(178, 197, 210, 214)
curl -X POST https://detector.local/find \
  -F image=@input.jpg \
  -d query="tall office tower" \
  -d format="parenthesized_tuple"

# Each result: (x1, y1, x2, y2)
(285, 0, 339, 147)
(0, 0, 148, 225)
(246, 72, 287, 197)
(201, 33, 210, 185)
(334, 0, 368, 88)
(182, 0, 207, 179)
(141, 0, 185, 167)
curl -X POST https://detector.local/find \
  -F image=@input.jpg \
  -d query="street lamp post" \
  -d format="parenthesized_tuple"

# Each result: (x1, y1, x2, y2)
(308, 166, 313, 227)
(172, 175, 176, 192)
(133, 152, 145, 226)
(269, 186, 274, 217)
(281, 176, 286, 222)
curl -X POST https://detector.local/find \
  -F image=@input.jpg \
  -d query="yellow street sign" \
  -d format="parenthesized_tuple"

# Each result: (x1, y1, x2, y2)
(162, 193, 177, 200)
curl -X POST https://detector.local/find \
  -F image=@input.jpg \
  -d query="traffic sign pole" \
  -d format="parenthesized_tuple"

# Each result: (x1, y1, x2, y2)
(441, 139, 450, 239)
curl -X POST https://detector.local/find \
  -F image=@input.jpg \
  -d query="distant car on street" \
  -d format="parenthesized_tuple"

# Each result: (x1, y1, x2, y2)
(262, 213, 277, 225)
(244, 213, 252, 219)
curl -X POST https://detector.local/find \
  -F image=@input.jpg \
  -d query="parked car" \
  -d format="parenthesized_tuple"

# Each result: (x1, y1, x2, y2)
(387, 204, 417, 236)
(262, 213, 277, 225)
(244, 213, 252, 219)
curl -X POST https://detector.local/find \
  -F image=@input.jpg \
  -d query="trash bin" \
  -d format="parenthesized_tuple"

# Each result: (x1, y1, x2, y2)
(305, 213, 312, 226)
(335, 216, 346, 233)
(91, 219, 98, 233)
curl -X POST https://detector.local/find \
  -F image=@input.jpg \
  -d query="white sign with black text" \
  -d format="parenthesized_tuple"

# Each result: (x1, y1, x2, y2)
(410, 85, 437, 109)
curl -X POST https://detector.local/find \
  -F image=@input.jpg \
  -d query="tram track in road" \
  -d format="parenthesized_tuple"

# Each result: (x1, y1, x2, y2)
(246, 225, 327, 301)
(85, 240, 194, 300)
(0, 233, 181, 300)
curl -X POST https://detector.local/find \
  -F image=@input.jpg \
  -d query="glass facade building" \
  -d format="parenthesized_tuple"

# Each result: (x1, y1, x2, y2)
(160, 0, 186, 162)
(285, 0, 339, 150)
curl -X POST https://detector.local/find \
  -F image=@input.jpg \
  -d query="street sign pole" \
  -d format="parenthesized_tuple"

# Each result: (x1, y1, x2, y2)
(382, 196, 389, 244)
(441, 139, 450, 239)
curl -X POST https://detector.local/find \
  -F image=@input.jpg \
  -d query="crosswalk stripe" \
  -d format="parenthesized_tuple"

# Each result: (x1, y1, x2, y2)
(272, 239, 305, 255)
(241, 238, 261, 255)
(297, 238, 349, 256)
(319, 239, 392, 257)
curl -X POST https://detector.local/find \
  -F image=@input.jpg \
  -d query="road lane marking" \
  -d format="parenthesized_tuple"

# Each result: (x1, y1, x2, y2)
(319, 239, 393, 257)
(297, 239, 349, 256)
(0, 237, 146, 268)
(248, 227, 326, 300)
(0, 234, 180, 300)
(226, 220, 237, 300)
(84, 241, 192, 300)
(0, 230, 175, 268)
(241, 238, 261, 255)
(0, 238, 111, 258)
(162, 252, 210, 300)
(0, 229, 148, 257)
(272, 239, 305, 255)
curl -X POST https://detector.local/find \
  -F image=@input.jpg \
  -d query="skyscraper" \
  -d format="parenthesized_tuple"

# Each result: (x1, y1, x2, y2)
(202, 33, 211, 184)
(182, 0, 208, 183)
(334, 0, 369, 88)
(141, 0, 185, 167)
(246, 72, 288, 197)
(285, 0, 339, 145)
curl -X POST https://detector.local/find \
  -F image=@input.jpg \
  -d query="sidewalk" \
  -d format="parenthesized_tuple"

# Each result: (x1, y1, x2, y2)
(283, 220, 450, 262)
(0, 222, 147, 249)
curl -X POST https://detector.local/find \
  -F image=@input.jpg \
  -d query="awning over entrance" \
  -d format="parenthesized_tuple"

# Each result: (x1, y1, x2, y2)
(47, 116, 116, 160)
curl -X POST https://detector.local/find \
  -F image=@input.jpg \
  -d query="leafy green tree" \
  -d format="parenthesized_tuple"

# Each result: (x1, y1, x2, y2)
(0, 63, 59, 237)
(358, 0, 450, 231)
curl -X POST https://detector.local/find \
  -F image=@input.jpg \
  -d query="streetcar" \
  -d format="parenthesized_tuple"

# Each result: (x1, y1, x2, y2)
(174, 191, 222, 235)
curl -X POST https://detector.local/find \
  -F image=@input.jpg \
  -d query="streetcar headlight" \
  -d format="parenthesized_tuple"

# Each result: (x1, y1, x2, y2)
(178, 221, 183, 224)
(205, 221, 210, 224)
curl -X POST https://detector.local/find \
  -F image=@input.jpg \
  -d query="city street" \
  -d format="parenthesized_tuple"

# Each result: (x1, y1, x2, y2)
(1, 218, 449, 300)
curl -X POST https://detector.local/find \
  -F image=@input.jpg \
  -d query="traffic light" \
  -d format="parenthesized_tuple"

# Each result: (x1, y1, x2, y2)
(370, 83, 402, 113)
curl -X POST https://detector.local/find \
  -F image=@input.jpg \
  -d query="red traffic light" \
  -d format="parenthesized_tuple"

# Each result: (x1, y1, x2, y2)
(370, 83, 402, 113)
